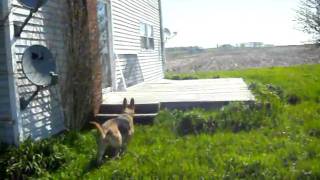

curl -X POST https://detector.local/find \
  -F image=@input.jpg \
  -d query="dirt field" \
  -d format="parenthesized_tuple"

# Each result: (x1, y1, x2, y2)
(166, 45, 320, 73)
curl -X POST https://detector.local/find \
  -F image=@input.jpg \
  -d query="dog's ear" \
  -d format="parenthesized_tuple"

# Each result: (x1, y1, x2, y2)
(130, 98, 135, 109)
(123, 98, 128, 108)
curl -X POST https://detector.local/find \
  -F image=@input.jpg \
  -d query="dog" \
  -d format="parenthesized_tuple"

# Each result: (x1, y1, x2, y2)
(90, 98, 135, 164)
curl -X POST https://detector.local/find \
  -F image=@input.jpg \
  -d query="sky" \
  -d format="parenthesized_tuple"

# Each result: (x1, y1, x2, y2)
(162, 0, 312, 48)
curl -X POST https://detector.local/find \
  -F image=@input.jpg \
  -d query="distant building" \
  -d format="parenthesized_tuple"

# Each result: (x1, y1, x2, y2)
(219, 44, 234, 49)
(240, 42, 264, 48)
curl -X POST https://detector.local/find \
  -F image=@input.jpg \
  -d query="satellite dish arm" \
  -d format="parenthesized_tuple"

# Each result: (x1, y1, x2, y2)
(14, 1, 42, 37)
(20, 85, 44, 110)
(14, 11, 34, 37)
(20, 73, 58, 110)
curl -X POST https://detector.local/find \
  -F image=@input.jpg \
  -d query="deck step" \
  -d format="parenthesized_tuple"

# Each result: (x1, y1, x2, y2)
(96, 113, 158, 125)
(160, 101, 232, 110)
(99, 103, 160, 114)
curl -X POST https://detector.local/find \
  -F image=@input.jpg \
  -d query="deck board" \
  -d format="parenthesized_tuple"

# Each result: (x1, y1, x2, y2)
(103, 78, 255, 105)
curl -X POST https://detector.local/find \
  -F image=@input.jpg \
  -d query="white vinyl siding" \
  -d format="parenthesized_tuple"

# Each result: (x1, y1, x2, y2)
(7, 0, 65, 141)
(111, 0, 164, 90)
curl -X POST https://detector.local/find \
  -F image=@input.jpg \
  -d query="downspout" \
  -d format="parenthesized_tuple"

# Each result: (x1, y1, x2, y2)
(158, 0, 166, 76)
(106, 0, 117, 91)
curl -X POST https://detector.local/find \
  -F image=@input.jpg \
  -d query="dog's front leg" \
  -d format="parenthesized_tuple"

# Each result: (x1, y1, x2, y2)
(97, 138, 107, 165)
(113, 147, 121, 159)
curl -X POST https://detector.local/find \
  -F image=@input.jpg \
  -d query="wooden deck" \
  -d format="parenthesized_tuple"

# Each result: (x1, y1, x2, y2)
(102, 78, 255, 109)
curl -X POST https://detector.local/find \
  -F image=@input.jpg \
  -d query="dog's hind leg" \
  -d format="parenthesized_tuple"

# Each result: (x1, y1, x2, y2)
(97, 138, 107, 165)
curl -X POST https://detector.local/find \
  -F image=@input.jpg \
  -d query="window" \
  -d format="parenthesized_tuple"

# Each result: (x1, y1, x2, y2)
(140, 23, 154, 50)
(97, 0, 109, 53)
(96, 0, 112, 88)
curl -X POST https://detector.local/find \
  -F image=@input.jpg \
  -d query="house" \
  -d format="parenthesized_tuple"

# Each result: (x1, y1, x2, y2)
(240, 42, 264, 48)
(0, 0, 165, 145)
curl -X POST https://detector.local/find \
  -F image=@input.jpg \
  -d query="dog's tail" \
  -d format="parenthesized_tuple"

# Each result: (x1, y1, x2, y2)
(90, 121, 106, 139)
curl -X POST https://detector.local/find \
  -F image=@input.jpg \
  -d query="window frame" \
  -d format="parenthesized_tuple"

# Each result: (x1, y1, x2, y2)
(97, 0, 109, 54)
(140, 23, 154, 50)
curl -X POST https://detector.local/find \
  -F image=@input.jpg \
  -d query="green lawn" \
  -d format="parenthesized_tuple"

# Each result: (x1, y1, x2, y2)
(2, 64, 320, 179)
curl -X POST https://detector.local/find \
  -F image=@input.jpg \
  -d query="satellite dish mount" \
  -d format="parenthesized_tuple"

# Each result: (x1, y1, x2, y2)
(20, 45, 58, 110)
(14, 0, 48, 37)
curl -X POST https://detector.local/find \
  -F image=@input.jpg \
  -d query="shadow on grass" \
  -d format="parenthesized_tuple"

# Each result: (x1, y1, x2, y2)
(81, 158, 99, 175)
(81, 147, 123, 175)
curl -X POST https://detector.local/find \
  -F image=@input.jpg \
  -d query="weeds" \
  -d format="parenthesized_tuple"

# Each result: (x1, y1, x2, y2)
(266, 84, 285, 100)
(170, 75, 199, 80)
(287, 94, 301, 105)
(0, 138, 65, 179)
(216, 102, 277, 132)
(173, 110, 217, 135)
(160, 100, 280, 135)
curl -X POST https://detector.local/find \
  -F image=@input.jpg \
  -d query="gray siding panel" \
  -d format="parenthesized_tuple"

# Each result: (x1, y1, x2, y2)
(9, 0, 65, 141)
(0, 123, 14, 144)
(0, 0, 14, 144)
(111, 0, 164, 90)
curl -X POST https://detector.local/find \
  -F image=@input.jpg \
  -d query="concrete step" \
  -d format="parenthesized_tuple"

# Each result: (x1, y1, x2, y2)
(96, 113, 158, 125)
(99, 103, 160, 114)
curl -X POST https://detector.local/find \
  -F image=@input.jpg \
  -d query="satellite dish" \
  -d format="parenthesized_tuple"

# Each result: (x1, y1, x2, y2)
(14, 0, 48, 37)
(17, 0, 48, 10)
(163, 28, 177, 42)
(22, 45, 56, 86)
(164, 28, 171, 36)
(20, 45, 58, 110)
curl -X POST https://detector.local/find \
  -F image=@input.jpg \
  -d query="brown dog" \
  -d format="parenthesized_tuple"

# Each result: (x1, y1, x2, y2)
(90, 98, 135, 164)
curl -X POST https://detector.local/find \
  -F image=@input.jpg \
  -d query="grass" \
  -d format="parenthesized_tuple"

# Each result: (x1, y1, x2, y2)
(3, 64, 320, 179)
